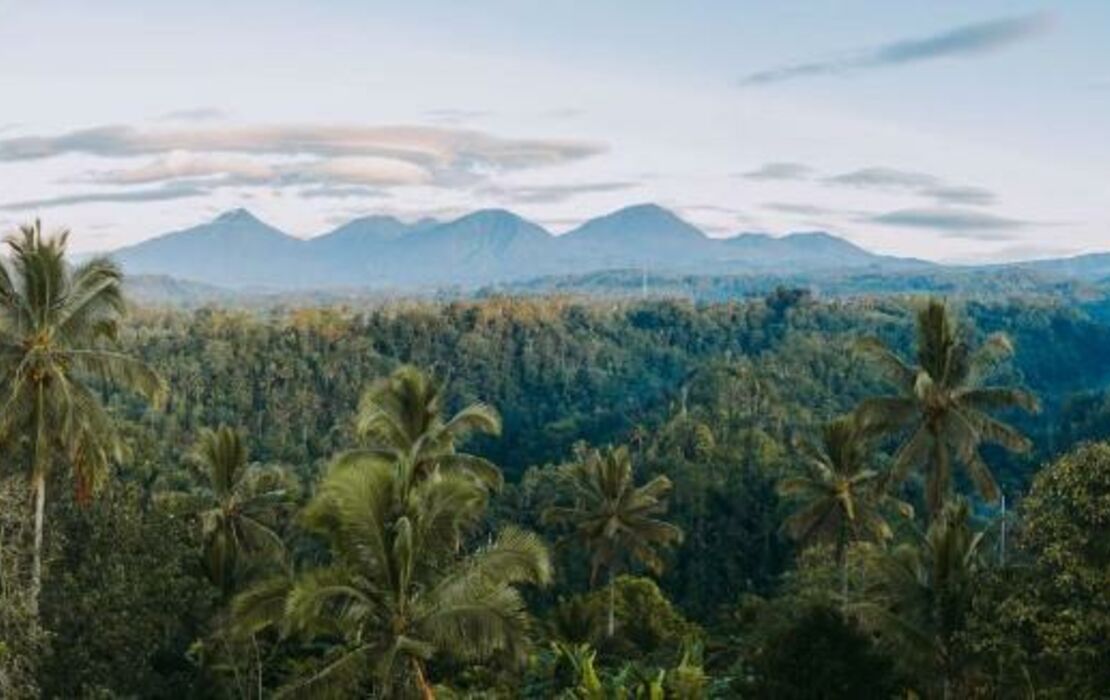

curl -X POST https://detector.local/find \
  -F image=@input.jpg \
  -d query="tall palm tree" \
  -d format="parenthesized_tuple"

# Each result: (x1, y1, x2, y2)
(856, 299, 1037, 514)
(0, 221, 162, 610)
(233, 454, 551, 699)
(190, 425, 291, 595)
(779, 416, 908, 600)
(348, 364, 503, 489)
(543, 445, 683, 637)
(855, 498, 986, 699)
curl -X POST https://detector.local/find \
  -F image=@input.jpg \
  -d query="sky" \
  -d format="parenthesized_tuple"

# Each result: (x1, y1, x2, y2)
(0, 0, 1107, 262)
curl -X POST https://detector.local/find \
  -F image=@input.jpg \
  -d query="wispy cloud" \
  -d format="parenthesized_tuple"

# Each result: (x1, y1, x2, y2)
(763, 202, 863, 218)
(825, 167, 938, 189)
(157, 108, 227, 122)
(922, 185, 996, 206)
(869, 207, 1028, 240)
(298, 185, 388, 200)
(740, 162, 813, 181)
(741, 13, 1052, 85)
(0, 184, 207, 211)
(482, 181, 638, 204)
(824, 167, 997, 207)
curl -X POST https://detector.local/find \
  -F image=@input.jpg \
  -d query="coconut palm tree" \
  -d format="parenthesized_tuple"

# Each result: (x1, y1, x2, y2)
(0, 221, 162, 610)
(856, 299, 1037, 514)
(232, 454, 551, 699)
(779, 416, 909, 600)
(346, 364, 503, 490)
(855, 498, 986, 699)
(542, 445, 683, 637)
(189, 425, 292, 595)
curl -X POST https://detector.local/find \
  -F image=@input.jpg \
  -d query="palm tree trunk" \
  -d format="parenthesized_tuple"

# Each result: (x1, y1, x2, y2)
(412, 658, 435, 700)
(836, 528, 848, 611)
(30, 471, 45, 613)
(607, 570, 616, 638)
(30, 383, 47, 615)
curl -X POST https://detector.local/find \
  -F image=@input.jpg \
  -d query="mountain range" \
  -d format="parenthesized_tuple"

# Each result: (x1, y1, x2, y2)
(108, 204, 938, 290)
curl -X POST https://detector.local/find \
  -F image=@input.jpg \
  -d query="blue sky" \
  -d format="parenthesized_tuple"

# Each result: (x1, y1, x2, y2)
(0, 0, 1107, 261)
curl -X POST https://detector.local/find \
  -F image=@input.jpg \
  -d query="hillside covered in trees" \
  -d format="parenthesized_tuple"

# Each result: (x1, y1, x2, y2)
(2, 227, 1110, 698)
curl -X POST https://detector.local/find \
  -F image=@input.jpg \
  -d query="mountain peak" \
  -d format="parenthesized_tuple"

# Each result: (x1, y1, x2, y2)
(213, 208, 263, 225)
(456, 208, 531, 225)
(603, 203, 687, 225)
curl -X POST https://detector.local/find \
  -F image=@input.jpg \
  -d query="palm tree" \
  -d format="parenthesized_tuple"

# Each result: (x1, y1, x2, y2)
(543, 445, 683, 637)
(232, 454, 551, 699)
(347, 364, 503, 489)
(0, 221, 162, 610)
(779, 416, 908, 601)
(855, 498, 986, 699)
(856, 299, 1037, 514)
(190, 425, 291, 595)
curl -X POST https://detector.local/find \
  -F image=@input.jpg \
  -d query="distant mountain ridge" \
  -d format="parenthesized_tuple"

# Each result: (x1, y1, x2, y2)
(109, 203, 939, 290)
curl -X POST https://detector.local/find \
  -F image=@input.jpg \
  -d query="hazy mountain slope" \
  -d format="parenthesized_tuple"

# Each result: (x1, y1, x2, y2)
(379, 209, 558, 286)
(107, 204, 1097, 292)
(110, 209, 316, 287)
(307, 215, 439, 284)
(558, 203, 714, 269)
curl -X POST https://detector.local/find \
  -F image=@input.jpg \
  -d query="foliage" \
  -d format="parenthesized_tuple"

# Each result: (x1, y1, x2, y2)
(2, 267, 1110, 699)
(232, 454, 551, 697)
(779, 415, 907, 563)
(857, 298, 1038, 513)
(551, 576, 702, 661)
(0, 477, 44, 699)
(181, 425, 295, 595)
(740, 605, 900, 699)
(855, 498, 989, 698)
(38, 481, 217, 698)
(0, 220, 162, 610)
(984, 442, 1110, 697)
(350, 363, 504, 488)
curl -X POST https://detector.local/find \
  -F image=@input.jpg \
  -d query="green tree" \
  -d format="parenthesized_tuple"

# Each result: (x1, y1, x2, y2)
(0, 221, 162, 610)
(742, 605, 900, 700)
(233, 454, 551, 698)
(856, 498, 986, 699)
(779, 416, 907, 600)
(990, 442, 1110, 696)
(350, 364, 503, 489)
(857, 298, 1037, 514)
(543, 445, 683, 637)
(39, 482, 217, 698)
(189, 425, 293, 595)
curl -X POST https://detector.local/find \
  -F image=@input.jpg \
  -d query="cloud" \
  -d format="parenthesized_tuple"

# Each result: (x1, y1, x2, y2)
(741, 162, 813, 181)
(824, 167, 998, 206)
(483, 181, 638, 204)
(825, 167, 939, 189)
(91, 152, 275, 185)
(0, 184, 207, 211)
(763, 202, 861, 217)
(869, 207, 1028, 239)
(0, 124, 603, 175)
(298, 185, 389, 200)
(741, 13, 1052, 85)
(922, 185, 996, 206)
(157, 108, 227, 122)
(1, 123, 604, 207)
